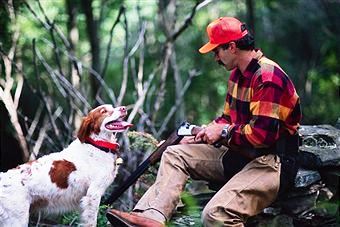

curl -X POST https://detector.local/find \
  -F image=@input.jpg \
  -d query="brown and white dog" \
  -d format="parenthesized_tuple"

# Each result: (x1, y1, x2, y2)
(0, 104, 132, 226)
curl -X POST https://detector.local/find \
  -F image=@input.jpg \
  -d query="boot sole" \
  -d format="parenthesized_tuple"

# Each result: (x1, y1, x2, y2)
(106, 211, 135, 227)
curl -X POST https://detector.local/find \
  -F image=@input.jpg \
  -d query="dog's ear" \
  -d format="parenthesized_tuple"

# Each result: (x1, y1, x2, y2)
(77, 116, 93, 143)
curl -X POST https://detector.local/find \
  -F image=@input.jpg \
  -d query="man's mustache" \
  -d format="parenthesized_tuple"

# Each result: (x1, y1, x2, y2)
(217, 60, 225, 66)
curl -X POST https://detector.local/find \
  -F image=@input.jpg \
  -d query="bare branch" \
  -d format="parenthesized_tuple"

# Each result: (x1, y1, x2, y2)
(0, 0, 30, 161)
(171, 50, 184, 124)
(33, 39, 91, 110)
(101, 6, 125, 77)
(32, 39, 64, 148)
(127, 22, 146, 58)
(156, 69, 200, 137)
(26, 103, 44, 143)
(38, 37, 117, 104)
(169, 0, 213, 42)
(151, 42, 172, 122)
(81, 0, 101, 100)
(137, 108, 157, 135)
(136, 3, 145, 97)
(117, 15, 148, 106)
(169, 1, 198, 42)
(127, 65, 161, 124)
(30, 116, 48, 160)
(137, 41, 145, 97)
(24, 1, 71, 48)
(13, 68, 23, 109)
(117, 11, 129, 106)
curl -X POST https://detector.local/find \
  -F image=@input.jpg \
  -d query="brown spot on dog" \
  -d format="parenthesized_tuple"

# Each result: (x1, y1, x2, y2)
(77, 106, 110, 142)
(49, 160, 76, 189)
(30, 197, 49, 212)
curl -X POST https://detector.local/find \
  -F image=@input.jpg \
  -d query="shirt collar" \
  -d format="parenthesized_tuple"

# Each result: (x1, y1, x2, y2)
(242, 49, 263, 78)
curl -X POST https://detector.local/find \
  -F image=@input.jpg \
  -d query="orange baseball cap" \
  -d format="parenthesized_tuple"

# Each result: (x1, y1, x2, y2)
(199, 17, 248, 54)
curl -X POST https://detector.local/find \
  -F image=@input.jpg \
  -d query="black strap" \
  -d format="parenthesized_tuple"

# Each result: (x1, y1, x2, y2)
(275, 133, 300, 196)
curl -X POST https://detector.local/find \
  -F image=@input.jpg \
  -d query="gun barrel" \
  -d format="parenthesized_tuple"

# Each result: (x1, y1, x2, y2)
(104, 159, 150, 205)
(104, 129, 184, 205)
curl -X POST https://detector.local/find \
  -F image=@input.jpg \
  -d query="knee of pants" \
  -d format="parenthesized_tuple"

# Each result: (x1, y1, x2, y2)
(202, 204, 242, 226)
(159, 146, 184, 168)
(162, 145, 186, 163)
(201, 204, 221, 225)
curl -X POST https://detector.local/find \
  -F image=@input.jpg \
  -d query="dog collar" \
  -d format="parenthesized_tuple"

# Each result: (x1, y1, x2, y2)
(84, 137, 120, 153)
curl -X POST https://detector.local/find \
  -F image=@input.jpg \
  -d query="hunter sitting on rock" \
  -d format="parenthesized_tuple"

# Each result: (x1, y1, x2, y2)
(107, 16, 303, 227)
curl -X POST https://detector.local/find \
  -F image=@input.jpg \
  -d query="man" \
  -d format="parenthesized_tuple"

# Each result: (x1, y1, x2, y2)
(107, 16, 302, 226)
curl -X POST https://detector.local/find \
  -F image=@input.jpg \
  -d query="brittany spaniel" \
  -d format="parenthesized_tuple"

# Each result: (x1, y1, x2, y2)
(0, 104, 132, 226)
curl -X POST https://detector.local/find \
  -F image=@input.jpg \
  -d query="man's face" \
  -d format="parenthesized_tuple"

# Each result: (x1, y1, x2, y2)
(212, 44, 236, 71)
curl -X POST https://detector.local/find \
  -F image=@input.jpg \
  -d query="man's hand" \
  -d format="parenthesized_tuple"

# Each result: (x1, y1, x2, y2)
(195, 122, 225, 144)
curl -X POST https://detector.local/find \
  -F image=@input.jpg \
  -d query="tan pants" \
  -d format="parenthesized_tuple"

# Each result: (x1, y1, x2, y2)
(134, 144, 281, 226)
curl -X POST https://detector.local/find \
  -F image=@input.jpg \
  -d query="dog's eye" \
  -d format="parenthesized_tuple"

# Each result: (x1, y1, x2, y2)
(100, 108, 107, 114)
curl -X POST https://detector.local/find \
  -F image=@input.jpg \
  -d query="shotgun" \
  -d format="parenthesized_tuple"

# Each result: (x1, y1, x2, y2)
(104, 122, 201, 205)
(104, 122, 260, 205)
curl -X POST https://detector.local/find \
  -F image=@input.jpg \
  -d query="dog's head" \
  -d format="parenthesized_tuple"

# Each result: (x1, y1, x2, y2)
(77, 105, 132, 143)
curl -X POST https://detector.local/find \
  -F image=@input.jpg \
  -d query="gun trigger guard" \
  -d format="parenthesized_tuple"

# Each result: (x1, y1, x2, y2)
(177, 122, 196, 136)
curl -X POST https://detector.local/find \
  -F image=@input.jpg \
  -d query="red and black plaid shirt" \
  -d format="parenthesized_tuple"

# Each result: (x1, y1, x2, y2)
(216, 50, 302, 149)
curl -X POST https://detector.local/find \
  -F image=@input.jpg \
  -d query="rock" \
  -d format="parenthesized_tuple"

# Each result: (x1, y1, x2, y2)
(299, 125, 340, 166)
(295, 169, 321, 187)
(249, 214, 294, 227)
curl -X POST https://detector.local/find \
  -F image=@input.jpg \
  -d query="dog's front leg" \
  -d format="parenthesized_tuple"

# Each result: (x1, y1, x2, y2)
(79, 186, 104, 227)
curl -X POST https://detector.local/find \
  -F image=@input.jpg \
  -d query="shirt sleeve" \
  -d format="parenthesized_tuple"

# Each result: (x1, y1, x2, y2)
(228, 81, 285, 148)
(214, 101, 232, 124)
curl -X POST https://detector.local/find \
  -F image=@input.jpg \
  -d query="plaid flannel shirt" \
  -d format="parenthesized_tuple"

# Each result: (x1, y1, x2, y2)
(216, 50, 302, 149)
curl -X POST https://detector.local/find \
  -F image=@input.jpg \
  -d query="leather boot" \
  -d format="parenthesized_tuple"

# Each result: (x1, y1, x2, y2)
(106, 209, 164, 227)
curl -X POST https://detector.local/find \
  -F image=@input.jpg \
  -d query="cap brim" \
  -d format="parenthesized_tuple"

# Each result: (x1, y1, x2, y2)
(199, 42, 219, 54)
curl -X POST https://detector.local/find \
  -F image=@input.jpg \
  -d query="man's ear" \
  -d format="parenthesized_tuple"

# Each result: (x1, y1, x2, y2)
(229, 42, 237, 53)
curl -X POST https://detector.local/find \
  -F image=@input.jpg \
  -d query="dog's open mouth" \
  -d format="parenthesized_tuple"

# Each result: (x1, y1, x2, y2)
(105, 120, 133, 131)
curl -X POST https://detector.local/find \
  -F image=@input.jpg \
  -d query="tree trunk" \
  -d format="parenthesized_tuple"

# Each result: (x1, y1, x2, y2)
(245, 0, 255, 37)
(81, 0, 101, 103)
(66, 0, 80, 137)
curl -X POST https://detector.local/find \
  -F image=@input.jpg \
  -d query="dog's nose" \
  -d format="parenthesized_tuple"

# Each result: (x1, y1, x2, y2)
(119, 106, 127, 112)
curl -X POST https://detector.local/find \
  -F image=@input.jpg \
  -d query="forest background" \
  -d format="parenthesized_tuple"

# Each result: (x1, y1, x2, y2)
(0, 0, 339, 218)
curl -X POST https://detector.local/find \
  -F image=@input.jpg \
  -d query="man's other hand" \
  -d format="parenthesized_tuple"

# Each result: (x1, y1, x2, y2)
(195, 122, 225, 144)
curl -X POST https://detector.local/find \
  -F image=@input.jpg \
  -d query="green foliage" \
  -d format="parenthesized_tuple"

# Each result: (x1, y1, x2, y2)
(0, 3, 10, 50)
(4, 0, 339, 134)
(60, 204, 110, 226)
(254, 0, 340, 124)
(127, 131, 158, 152)
(169, 191, 202, 227)
(315, 200, 339, 218)
(126, 131, 159, 201)
(303, 70, 340, 124)
(180, 191, 200, 216)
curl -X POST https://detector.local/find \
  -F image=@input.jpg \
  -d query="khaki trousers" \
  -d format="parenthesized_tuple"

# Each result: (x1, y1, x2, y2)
(134, 144, 281, 226)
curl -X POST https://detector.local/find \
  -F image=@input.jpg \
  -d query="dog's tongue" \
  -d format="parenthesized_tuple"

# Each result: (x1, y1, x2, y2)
(106, 121, 133, 130)
(120, 121, 133, 128)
